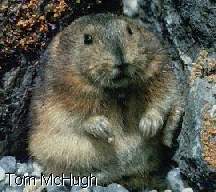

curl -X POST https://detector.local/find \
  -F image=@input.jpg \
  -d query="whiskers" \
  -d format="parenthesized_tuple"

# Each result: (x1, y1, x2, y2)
(88, 67, 110, 87)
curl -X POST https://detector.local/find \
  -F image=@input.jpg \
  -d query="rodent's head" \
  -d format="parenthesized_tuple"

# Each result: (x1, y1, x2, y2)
(49, 14, 168, 90)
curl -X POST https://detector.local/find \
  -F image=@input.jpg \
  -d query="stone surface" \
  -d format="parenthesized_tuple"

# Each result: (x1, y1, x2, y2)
(16, 163, 29, 175)
(123, 0, 139, 17)
(182, 188, 194, 192)
(166, 168, 185, 192)
(47, 185, 69, 192)
(107, 183, 129, 192)
(91, 186, 106, 192)
(31, 162, 42, 177)
(0, 156, 16, 173)
(174, 53, 216, 191)
(0, 166, 6, 181)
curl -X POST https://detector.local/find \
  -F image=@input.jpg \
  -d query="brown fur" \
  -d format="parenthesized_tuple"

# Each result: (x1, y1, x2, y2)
(29, 14, 182, 191)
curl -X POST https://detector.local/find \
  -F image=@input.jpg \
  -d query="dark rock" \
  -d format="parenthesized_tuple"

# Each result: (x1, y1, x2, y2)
(138, 0, 216, 191)
(0, 183, 5, 192)
(178, 0, 216, 48)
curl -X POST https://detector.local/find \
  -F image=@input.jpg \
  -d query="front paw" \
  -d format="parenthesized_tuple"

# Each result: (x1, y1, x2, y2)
(139, 109, 163, 137)
(83, 116, 114, 143)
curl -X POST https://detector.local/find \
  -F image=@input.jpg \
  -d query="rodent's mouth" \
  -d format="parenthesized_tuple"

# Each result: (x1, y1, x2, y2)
(110, 74, 131, 88)
(111, 66, 132, 81)
(104, 66, 135, 88)
(88, 65, 136, 89)
(114, 76, 130, 83)
(112, 72, 128, 81)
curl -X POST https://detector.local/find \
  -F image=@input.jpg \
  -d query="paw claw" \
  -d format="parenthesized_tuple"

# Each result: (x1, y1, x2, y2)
(139, 110, 163, 137)
(84, 116, 113, 142)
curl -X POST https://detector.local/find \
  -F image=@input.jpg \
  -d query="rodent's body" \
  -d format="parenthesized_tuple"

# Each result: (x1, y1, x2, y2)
(29, 14, 182, 190)
(30, 87, 164, 176)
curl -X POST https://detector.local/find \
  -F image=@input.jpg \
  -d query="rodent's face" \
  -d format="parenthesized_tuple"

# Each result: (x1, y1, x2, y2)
(58, 15, 167, 89)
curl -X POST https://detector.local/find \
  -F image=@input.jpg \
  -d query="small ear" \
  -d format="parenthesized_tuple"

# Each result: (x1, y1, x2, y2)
(84, 24, 95, 33)
(126, 25, 133, 35)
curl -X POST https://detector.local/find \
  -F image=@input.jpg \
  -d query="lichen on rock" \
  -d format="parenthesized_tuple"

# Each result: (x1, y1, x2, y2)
(201, 92, 216, 168)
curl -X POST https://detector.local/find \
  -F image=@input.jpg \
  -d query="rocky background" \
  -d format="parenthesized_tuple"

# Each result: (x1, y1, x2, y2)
(0, 0, 215, 191)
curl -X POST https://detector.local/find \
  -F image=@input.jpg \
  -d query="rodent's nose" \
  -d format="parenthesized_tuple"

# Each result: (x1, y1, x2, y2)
(112, 44, 127, 70)
(115, 63, 128, 71)
(112, 63, 129, 80)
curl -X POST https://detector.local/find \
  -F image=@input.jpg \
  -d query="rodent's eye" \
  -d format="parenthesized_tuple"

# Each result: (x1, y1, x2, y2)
(84, 34, 93, 45)
(127, 26, 133, 35)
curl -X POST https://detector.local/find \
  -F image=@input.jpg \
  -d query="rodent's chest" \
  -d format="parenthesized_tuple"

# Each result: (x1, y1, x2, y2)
(104, 96, 143, 133)
(104, 103, 146, 159)
(104, 97, 149, 154)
